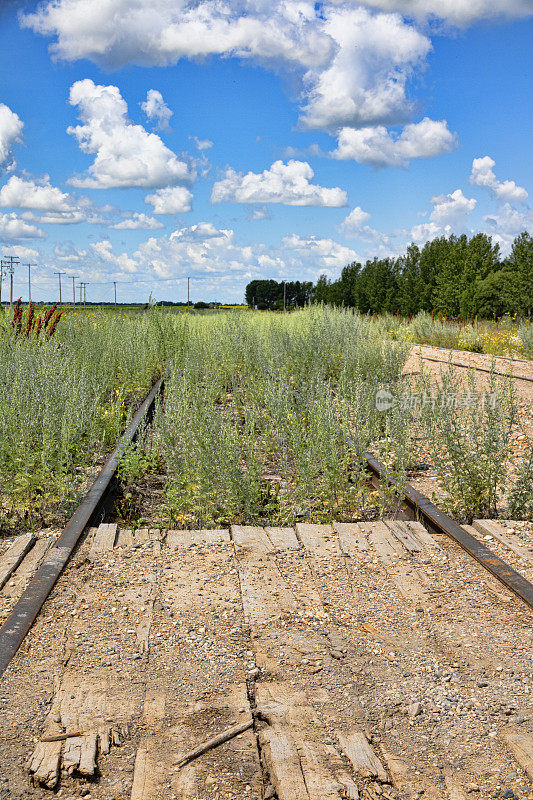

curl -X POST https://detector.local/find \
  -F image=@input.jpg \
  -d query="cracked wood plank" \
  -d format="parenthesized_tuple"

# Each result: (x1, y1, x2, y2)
(0, 533, 36, 590)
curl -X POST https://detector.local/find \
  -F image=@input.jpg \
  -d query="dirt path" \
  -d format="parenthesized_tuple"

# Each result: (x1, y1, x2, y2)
(0, 522, 532, 799)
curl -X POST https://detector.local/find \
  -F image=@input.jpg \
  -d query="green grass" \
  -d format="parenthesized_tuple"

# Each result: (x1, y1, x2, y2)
(384, 311, 533, 358)
(1, 304, 528, 534)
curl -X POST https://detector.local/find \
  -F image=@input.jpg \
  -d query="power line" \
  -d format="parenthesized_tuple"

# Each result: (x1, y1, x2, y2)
(71, 276, 78, 309)
(26, 264, 36, 305)
(54, 271, 65, 306)
(1, 256, 19, 308)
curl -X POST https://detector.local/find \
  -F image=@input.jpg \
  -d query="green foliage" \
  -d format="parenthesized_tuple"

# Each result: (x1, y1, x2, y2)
(507, 440, 533, 520)
(245, 279, 313, 310)
(151, 307, 409, 528)
(417, 364, 517, 523)
(0, 308, 170, 532)
(303, 231, 531, 319)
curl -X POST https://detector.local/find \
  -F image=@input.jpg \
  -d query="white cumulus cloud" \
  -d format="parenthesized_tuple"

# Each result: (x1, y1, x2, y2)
(0, 103, 23, 168)
(91, 240, 138, 273)
(67, 79, 193, 189)
(141, 89, 173, 129)
(0, 212, 45, 239)
(145, 186, 193, 214)
(211, 160, 347, 207)
(340, 206, 372, 232)
(470, 156, 528, 204)
(282, 233, 358, 271)
(0, 174, 73, 211)
(429, 188, 476, 228)
(111, 212, 164, 230)
(332, 118, 457, 167)
(18, 2, 433, 137)
(342, 0, 533, 26)
(483, 202, 533, 251)
(300, 6, 430, 131)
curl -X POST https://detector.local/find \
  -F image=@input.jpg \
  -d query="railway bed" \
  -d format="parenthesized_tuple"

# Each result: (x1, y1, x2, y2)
(0, 520, 532, 800)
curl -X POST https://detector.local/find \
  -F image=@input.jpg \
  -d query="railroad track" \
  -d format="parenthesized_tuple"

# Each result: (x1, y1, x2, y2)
(0, 382, 532, 800)
(412, 345, 533, 384)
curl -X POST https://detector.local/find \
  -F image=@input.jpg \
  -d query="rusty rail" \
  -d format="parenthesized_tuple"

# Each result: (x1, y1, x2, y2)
(365, 452, 533, 611)
(0, 378, 164, 679)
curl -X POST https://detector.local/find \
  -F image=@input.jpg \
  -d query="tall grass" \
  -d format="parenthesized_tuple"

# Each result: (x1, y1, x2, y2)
(151, 307, 411, 527)
(0, 307, 171, 532)
(384, 311, 533, 358)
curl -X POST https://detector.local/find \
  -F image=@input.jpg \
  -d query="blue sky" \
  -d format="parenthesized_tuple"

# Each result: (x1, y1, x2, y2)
(0, 1, 531, 303)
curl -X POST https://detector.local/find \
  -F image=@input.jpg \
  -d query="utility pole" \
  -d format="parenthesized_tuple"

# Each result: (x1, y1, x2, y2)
(26, 264, 36, 305)
(77, 283, 83, 305)
(113, 281, 117, 310)
(2, 256, 19, 308)
(81, 282, 88, 307)
(71, 276, 78, 309)
(54, 271, 65, 306)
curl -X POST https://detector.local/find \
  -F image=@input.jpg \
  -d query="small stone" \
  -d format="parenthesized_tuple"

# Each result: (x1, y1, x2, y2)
(502, 791, 515, 799)
(330, 650, 343, 660)
(408, 702, 422, 718)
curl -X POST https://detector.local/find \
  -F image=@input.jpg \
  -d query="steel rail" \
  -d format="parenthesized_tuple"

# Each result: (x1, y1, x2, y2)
(413, 343, 531, 365)
(364, 452, 533, 611)
(0, 378, 164, 679)
(416, 354, 533, 383)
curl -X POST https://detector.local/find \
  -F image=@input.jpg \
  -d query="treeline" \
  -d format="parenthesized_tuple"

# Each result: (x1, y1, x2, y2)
(245, 232, 532, 318)
(245, 279, 313, 310)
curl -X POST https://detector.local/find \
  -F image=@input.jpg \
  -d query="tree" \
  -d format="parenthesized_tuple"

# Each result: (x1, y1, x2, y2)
(501, 232, 533, 317)
(459, 233, 500, 318)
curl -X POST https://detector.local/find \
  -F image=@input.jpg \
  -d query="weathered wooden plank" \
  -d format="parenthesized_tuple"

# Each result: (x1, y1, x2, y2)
(504, 733, 533, 781)
(333, 522, 369, 553)
(130, 747, 152, 800)
(366, 522, 428, 603)
(166, 529, 230, 548)
(0, 532, 36, 589)
(1, 537, 52, 598)
(473, 520, 533, 565)
(28, 698, 64, 788)
(231, 525, 273, 555)
(259, 727, 310, 800)
(295, 523, 341, 557)
(365, 521, 404, 558)
(385, 520, 423, 553)
(116, 529, 133, 547)
(79, 733, 98, 776)
(404, 520, 443, 552)
(89, 523, 117, 555)
(29, 739, 62, 788)
(265, 526, 300, 550)
(133, 528, 149, 544)
(298, 741, 353, 800)
(337, 731, 387, 782)
(237, 561, 297, 627)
